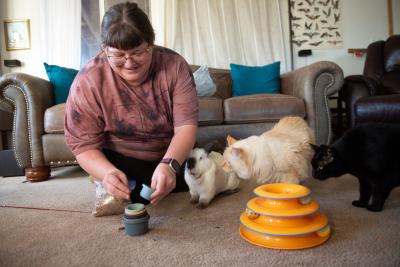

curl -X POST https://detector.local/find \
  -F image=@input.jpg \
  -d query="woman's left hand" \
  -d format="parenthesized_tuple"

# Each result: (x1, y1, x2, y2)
(150, 163, 176, 205)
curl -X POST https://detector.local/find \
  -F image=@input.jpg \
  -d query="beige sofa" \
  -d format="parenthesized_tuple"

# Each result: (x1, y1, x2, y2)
(0, 61, 343, 181)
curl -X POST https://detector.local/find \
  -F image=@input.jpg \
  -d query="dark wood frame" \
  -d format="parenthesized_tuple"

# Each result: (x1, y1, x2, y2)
(388, 0, 394, 35)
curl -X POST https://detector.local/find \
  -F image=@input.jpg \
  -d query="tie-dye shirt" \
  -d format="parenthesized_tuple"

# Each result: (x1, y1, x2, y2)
(64, 47, 198, 161)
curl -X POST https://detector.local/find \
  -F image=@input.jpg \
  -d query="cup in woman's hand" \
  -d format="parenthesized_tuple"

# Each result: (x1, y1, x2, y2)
(140, 184, 154, 201)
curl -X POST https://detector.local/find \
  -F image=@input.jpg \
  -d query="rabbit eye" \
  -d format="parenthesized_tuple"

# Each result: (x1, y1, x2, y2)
(199, 156, 203, 160)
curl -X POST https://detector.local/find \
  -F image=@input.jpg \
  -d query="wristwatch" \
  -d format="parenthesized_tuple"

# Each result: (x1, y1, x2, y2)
(160, 158, 181, 174)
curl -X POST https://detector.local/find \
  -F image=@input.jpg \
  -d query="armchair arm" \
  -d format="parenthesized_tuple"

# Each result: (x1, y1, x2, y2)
(355, 94, 400, 125)
(339, 75, 381, 128)
(280, 61, 343, 145)
(0, 73, 53, 169)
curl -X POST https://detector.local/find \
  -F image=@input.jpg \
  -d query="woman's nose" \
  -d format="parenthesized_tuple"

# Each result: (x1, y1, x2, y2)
(124, 56, 137, 67)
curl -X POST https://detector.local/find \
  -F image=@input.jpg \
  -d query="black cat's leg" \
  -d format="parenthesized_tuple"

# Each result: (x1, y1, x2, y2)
(367, 191, 385, 212)
(367, 186, 392, 212)
(352, 180, 371, 208)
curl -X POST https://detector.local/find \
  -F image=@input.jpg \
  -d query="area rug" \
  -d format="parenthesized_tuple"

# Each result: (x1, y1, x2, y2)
(1, 167, 400, 267)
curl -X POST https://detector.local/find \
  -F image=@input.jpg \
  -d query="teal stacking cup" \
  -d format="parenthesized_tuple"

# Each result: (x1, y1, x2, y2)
(140, 184, 154, 201)
(123, 203, 150, 236)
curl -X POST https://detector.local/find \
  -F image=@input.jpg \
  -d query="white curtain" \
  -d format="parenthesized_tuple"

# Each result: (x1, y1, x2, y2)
(31, 0, 81, 78)
(151, 0, 288, 71)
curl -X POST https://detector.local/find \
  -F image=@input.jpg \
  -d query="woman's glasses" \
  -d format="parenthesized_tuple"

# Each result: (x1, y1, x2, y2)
(105, 45, 153, 66)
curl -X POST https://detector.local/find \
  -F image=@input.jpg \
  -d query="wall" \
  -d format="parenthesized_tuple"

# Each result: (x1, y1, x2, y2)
(0, 0, 399, 77)
(0, 0, 81, 78)
(0, 0, 36, 75)
(0, 0, 149, 76)
(292, 0, 398, 76)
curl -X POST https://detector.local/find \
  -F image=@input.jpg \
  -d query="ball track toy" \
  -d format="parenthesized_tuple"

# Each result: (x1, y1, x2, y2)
(239, 183, 331, 250)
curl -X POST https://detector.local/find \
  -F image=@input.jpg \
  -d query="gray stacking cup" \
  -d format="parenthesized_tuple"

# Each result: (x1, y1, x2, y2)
(123, 203, 150, 236)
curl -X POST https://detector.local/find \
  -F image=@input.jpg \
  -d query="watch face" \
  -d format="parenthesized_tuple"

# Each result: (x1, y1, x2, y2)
(170, 159, 181, 173)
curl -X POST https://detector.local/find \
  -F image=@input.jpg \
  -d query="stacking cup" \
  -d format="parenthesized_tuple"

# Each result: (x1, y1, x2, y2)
(140, 184, 154, 201)
(123, 203, 150, 236)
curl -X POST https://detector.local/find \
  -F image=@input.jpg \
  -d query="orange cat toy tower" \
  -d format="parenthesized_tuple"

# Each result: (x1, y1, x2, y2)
(239, 184, 331, 250)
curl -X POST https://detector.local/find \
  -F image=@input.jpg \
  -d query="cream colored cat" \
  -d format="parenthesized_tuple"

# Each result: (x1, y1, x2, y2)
(222, 116, 315, 184)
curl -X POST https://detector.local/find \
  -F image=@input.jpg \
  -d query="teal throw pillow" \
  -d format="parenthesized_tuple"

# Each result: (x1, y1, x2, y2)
(230, 61, 280, 96)
(43, 63, 79, 104)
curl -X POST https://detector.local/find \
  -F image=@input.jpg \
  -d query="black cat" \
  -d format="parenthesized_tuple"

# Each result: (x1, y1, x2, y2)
(311, 123, 400, 212)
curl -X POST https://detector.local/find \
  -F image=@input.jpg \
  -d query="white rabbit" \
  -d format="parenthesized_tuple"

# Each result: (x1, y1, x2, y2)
(184, 145, 240, 209)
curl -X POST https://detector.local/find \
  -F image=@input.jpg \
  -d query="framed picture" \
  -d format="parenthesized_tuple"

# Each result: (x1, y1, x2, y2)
(3, 19, 31, 51)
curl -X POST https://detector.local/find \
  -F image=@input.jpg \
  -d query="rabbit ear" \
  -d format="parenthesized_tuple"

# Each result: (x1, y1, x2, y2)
(201, 139, 227, 154)
(227, 135, 237, 146)
(193, 141, 200, 149)
(204, 140, 219, 154)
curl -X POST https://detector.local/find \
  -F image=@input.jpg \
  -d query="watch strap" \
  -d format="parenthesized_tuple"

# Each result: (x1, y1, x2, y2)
(160, 158, 172, 164)
(160, 158, 181, 174)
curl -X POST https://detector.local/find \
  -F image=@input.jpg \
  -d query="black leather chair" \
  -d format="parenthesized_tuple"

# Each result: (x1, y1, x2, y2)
(340, 35, 400, 128)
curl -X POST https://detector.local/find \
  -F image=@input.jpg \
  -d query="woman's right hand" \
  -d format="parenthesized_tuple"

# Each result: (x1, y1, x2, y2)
(102, 169, 130, 200)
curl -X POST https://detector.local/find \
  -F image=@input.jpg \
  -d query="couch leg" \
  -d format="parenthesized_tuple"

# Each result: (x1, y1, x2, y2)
(25, 167, 51, 182)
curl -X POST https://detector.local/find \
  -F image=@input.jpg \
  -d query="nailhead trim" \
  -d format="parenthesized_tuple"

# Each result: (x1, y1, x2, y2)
(50, 160, 77, 166)
(314, 73, 334, 144)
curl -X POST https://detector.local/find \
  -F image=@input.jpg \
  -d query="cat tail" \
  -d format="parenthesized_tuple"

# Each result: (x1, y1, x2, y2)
(272, 116, 307, 133)
(273, 116, 315, 144)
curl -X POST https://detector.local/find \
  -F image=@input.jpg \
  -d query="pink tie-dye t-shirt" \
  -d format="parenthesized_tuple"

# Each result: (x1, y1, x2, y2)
(64, 47, 198, 161)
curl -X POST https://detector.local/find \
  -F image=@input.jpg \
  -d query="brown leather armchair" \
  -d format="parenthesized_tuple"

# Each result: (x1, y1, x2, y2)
(0, 61, 343, 182)
(340, 35, 400, 128)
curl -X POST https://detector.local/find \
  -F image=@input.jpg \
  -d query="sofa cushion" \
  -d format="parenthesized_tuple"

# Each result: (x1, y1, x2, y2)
(44, 104, 66, 134)
(224, 94, 305, 124)
(198, 97, 224, 126)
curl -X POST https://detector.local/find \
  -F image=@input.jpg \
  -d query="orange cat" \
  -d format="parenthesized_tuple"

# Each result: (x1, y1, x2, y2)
(223, 116, 315, 184)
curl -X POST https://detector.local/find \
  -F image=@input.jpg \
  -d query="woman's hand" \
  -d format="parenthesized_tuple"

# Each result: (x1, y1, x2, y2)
(102, 169, 130, 200)
(150, 163, 176, 205)
(75, 149, 130, 200)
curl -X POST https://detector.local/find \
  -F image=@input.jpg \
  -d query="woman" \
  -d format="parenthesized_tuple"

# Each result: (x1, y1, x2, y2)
(65, 2, 198, 205)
